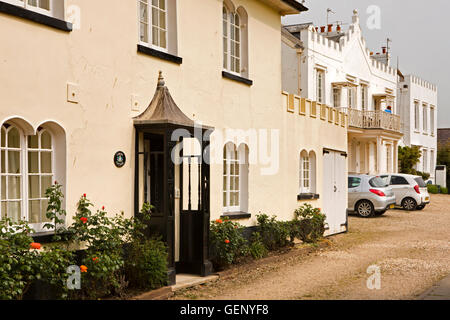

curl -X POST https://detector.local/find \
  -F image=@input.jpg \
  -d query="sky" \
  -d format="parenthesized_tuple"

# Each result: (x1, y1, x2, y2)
(282, 0, 450, 128)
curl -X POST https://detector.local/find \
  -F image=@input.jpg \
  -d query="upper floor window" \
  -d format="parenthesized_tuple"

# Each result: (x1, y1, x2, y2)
(414, 101, 420, 131)
(430, 106, 435, 135)
(139, 0, 178, 55)
(140, 0, 167, 51)
(423, 103, 428, 133)
(333, 88, 341, 108)
(4, 0, 66, 18)
(361, 85, 368, 111)
(223, 1, 249, 78)
(316, 69, 325, 103)
(348, 86, 356, 109)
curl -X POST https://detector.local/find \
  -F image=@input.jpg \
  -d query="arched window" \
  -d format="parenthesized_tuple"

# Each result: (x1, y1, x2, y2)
(300, 150, 316, 194)
(223, 142, 249, 213)
(1, 121, 65, 232)
(27, 129, 54, 224)
(223, 2, 249, 78)
(1, 124, 23, 222)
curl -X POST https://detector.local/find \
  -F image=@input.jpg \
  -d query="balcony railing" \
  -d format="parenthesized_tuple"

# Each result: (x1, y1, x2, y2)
(339, 108, 401, 133)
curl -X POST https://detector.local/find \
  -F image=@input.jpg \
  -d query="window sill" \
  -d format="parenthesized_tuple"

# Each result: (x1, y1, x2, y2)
(222, 71, 253, 86)
(137, 44, 183, 65)
(0, 1, 72, 31)
(221, 212, 251, 220)
(297, 193, 320, 201)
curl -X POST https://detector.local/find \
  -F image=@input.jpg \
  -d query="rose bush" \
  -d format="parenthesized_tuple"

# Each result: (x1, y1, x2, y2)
(209, 218, 248, 269)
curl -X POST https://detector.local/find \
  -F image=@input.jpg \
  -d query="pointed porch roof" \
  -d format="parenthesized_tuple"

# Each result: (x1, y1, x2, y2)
(134, 71, 195, 128)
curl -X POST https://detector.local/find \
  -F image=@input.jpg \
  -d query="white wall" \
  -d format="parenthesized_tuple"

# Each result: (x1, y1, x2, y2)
(398, 75, 438, 181)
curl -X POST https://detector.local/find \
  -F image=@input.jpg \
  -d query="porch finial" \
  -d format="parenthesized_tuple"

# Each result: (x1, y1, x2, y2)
(157, 70, 165, 88)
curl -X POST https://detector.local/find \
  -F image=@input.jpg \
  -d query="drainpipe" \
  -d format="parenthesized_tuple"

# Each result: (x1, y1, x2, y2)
(296, 47, 303, 96)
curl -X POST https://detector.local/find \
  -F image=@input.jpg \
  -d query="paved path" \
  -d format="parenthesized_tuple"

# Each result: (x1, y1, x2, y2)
(171, 194, 450, 300)
(419, 274, 450, 300)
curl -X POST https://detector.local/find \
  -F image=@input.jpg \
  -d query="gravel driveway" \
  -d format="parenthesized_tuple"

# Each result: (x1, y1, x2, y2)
(172, 194, 450, 300)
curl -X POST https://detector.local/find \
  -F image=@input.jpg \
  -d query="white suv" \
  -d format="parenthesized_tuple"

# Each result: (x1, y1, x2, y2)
(380, 174, 431, 211)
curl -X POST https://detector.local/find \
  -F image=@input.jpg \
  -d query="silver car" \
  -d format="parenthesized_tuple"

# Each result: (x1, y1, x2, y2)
(380, 174, 431, 211)
(348, 175, 396, 218)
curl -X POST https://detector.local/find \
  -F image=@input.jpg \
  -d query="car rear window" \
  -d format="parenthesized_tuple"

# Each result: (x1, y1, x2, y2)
(414, 177, 427, 188)
(348, 177, 361, 188)
(369, 177, 388, 188)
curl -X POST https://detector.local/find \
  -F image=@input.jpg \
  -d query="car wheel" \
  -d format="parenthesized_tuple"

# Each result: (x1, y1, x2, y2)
(402, 197, 417, 211)
(356, 200, 375, 218)
(375, 210, 386, 216)
(416, 205, 426, 210)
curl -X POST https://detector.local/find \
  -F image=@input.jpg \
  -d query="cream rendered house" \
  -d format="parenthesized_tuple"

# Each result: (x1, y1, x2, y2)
(282, 10, 403, 177)
(0, 0, 348, 284)
(398, 75, 438, 182)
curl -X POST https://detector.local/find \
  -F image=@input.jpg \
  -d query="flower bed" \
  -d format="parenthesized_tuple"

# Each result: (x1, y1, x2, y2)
(209, 204, 327, 270)
(0, 183, 168, 300)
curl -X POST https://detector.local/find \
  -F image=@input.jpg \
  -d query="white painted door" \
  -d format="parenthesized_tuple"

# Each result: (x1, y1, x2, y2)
(323, 150, 348, 236)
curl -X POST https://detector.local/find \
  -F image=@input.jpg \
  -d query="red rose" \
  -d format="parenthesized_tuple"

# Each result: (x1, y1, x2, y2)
(215, 219, 223, 224)
(102, 206, 105, 210)
(92, 257, 99, 263)
(80, 265, 88, 273)
(80, 217, 88, 224)
(30, 242, 41, 250)
(83, 194, 86, 198)
(225, 240, 230, 244)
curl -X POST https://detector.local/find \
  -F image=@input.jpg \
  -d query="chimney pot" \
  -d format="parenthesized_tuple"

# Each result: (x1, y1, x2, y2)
(382, 47, 387, 54)
(320, 26, 326, 33)
(328, 24, 333, 32)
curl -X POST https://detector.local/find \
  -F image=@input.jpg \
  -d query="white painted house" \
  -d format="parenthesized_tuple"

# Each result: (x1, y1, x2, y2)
(398, 75, 438, 182)
(282, 9, 403, 176)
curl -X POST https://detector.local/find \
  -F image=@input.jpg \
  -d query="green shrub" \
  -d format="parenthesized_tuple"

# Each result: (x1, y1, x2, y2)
(248, 232, 268, 260)
(441, 187, 448, 194)
(293, 204, 327, 243)
(416, 171, 431, 181)
(0, 218, 74, 300)
(124, 238, 168, 290)
(427, 185, 439, 194)
(209, 218, 248, 269)
(256, 214, 291, 250)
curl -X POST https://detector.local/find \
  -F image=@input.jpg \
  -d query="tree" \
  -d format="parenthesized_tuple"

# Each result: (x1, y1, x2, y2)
(437, 141, 450, 186)
(398, 145, 422, 174)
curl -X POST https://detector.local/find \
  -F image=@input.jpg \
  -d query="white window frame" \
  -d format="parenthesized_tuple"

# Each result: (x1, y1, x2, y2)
(348, 86, 356, 109)
(361, 85, 368, 111)
(414, 101, 420, 131)
(316, 69, 325, 103)
(333, 87, 341, 108)
(300, 154, 311, 194)
(430, 106, 435, 135)
(423, 103, 428, 133)
(139, 0, 169, 53)
(1, 125, 24, 224)
(223, 5, 242, 76)
(1, 124, 55, 233)
(5, 0, 53, 16)
(223, 143, 240, 213)
(423, 148, 428, 173)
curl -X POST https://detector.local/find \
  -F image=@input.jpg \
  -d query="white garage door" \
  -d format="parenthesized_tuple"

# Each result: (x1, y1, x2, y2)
(322, 149, 348, 236)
